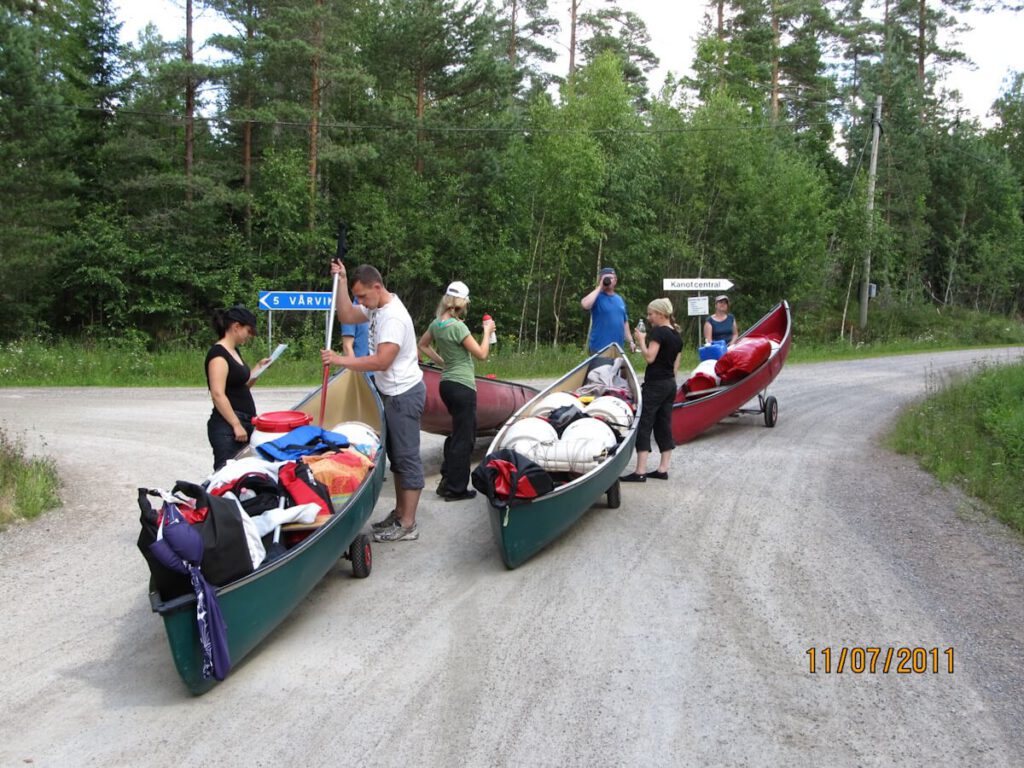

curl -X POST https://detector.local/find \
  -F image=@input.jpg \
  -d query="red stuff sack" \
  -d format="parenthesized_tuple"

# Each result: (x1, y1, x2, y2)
(685, 359, 720, 393)
(714, 337, 772, 384)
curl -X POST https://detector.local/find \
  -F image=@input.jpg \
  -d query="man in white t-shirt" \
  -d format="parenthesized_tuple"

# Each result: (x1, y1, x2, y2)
(322, 262, 425, 542)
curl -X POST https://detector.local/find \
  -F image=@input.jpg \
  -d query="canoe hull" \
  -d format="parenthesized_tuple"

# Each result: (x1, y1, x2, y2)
(420, 364, 539, 437)
(671, 301, 791, 444)
(480, 345, 640, 569)
(487, 440, 633, 569)
(150, 369, 385, 694)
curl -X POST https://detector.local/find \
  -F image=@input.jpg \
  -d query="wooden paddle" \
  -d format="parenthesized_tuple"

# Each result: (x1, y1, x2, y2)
(318, 223, 347, 427)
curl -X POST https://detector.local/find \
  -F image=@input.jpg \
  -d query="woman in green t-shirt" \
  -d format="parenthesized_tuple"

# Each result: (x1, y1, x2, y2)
(417, 281, 496, 501)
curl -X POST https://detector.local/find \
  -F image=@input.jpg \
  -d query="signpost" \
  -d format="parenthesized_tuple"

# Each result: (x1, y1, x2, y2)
(258, 291, 333, 310)
(663, 278, 733, 292)
(663, 278, 734, 347)
(258, 290, 336, 349)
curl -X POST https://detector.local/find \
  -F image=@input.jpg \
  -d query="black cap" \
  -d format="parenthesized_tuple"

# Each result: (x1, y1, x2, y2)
(225, 305, 258, 330)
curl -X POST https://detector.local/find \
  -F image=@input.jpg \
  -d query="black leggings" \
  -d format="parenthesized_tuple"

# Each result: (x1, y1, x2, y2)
(439, 380, 477, 494)
(635, 378, 676, 453)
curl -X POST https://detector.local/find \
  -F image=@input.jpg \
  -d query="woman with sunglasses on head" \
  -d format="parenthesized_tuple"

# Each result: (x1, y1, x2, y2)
(622, 298, 683, 483)
(705, 294, 739, 346)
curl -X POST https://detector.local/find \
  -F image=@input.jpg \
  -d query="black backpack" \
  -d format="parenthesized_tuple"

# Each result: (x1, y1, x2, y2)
(211, 471, 282, 516)
(471, 449, 555, 508)
(545, 404, 586, 435)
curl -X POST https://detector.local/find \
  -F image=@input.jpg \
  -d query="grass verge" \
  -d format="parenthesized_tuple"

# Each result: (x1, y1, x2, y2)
(2, 304, 1022, 385)
(0, 428, 61, 528)
(886, 361, 1024, 533)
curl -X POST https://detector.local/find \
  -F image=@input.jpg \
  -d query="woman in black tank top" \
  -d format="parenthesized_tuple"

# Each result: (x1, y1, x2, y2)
(621, 298, 683, 483)
(205, 305, 268, 470)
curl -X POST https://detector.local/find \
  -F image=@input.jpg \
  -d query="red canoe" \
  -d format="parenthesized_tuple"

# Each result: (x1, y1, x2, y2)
(419, 364, 540, 437)
(671, 300, 792, 444)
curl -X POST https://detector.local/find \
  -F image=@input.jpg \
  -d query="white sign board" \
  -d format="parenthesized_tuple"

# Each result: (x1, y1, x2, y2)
(687, 296, 709, 316)
(663, 278, 734, 292)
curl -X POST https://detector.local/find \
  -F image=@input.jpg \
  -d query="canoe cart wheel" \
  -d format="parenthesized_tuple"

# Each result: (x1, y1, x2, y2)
(764, 395, 778, 428)
(606, 480, 622, 509)
(349, 533, 372, 578)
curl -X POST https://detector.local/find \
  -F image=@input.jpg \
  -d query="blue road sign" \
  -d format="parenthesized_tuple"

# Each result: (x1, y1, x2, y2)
(258, 291, 333, 311)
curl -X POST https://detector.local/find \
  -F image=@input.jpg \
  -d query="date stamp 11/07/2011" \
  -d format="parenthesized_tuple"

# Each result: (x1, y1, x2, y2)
(806, 647, 955, 674)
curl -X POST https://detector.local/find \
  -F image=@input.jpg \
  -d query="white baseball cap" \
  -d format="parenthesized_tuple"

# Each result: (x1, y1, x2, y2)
(445, 281, 470, 300)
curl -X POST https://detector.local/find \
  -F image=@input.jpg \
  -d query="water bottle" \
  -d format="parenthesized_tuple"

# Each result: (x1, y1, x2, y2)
(636, 319, 645, 334)
(483, 314, 497, 344)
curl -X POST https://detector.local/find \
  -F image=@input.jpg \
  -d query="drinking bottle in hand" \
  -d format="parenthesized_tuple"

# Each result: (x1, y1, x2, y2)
(483, 314, 497, 344)
(636, 319, 645, 334)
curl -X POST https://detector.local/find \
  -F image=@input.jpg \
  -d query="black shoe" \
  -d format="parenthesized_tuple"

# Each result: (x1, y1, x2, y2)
(647, 470, 669, 480)
(620, 472, 646, 482)
(443, 490, 477, 502)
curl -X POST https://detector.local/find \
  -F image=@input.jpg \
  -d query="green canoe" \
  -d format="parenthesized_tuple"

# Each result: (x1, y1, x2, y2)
(481, 344, 641, 569)
(148, 369, 385, 694)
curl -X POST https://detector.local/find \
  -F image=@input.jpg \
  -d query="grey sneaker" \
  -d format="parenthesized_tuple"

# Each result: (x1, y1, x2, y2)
(373, 522, 419, 542)
(371, 509, 399, 530)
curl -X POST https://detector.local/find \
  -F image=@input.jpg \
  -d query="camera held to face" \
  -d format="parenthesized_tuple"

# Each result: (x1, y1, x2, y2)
(602, 276, 612, 287)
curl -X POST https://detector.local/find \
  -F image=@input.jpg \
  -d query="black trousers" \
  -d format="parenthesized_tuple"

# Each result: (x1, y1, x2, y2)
(207, 410, 253, 471)
(635, 378, 676, 453)
(439, 380, 477, 494)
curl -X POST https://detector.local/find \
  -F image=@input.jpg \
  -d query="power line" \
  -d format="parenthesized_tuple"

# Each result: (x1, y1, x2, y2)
(57, 102, 836, 135)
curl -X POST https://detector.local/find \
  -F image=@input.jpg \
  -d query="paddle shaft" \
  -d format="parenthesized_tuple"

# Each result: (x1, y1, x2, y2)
(318, 271, 340, 427)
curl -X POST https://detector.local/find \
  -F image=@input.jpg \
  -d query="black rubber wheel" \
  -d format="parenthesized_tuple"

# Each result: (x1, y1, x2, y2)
(764, 395, 778, 428)
(350, 534, 372, 578)
(606, 480, 621, 509)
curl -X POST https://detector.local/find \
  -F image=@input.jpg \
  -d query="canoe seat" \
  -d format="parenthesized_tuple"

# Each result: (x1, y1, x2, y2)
(281, 513, 332, 532)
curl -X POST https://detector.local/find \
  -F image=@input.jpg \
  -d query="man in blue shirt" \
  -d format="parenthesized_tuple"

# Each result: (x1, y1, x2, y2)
(581, 267, 635, 353)
(341, 297, 369, 358)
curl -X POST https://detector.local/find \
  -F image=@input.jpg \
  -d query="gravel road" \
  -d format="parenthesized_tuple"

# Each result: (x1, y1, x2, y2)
(2, 347, 1024, 767)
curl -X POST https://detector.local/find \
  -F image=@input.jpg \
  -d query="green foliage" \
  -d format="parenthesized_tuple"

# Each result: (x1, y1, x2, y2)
(2, 0, 1023, 350)
(887, 361, 1024, 532)
(0, 427, 61, 528)
(0, 7, 79, 337)
(792, 303, 1024, 356)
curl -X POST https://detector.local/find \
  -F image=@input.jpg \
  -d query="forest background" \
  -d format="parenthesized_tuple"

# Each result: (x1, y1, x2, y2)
(3, 0, 1024, 358)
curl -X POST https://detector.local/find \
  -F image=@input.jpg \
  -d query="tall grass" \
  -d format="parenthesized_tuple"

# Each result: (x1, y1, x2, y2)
(0, 336, 604, 386)
(887, 361, 1024, 533)
(2, 304, 1022, 385)
(791, 303, 1024, 363)
(0, 428, 61, 528)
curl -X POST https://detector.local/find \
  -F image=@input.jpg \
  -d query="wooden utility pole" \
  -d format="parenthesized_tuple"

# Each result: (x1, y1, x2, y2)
(184, 0, 195, 203)
(859, 95, 882, 330)
(308, 0, 323, 231)
(243, 0, 254, 240)
(770, 3, 780, 122)
(568, 0, 580, 77)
